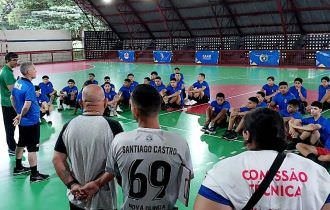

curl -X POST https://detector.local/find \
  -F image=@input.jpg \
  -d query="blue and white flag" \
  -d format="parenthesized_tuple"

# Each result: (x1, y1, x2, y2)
(153, 51, 172, 63)
(316, 51, 330, 68)
(249, 50, 280, 66)
(195, 51, 219, 64)
(118, 50, 135, 62)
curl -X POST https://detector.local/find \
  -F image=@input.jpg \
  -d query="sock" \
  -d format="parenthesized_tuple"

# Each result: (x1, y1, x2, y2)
(16, 159, 22, 169)
(60, 100, 63, 106)
(30, 166, 38, 176)
(46, 110, 50, 116)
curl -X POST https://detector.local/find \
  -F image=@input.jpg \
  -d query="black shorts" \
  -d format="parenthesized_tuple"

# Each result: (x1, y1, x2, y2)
(189, 95, 210, 104)
(64, 97, 76, 106)
(18, 123, 40, 152)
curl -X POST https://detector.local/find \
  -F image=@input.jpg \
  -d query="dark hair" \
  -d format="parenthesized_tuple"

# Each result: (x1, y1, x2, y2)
(42, 75, 49, 79)
(321, 76, 329, 82)
(124, 78, 131, 83)
(288, 99, 300, 107)
(216, 92, 225, 98)
(68, 79, 75, 83)
(174, 67, 180, 71)
(256, 91, 265, 98)
(199, 73, 206, 78)
(131, 84, 161, 117)
(170, 78, 177, 82)
(155, 76, 161, 80)
(175, 72, 181, 75)
(151, 71, 158, 76)
(88, 73, 95, 77)
(104, 76, 110, 80)
(5, 52, 18, 62)
(278, 81, 288, 87)
(267, 76, 275, 81)
(248, 97, 259, 104)
(311, 101, 323, 109)
(34, 85, 40, 91)
(127, 73, 134, 77)
(144, 77, 151, 81)
(294, 77, 303, 84)
(244, 108, 287, 152)
(103, 82, 111, 86)
(84, 80, 93, 86)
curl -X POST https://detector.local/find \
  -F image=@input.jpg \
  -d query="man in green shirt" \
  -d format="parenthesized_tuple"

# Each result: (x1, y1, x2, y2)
(0, 52, 18, 155)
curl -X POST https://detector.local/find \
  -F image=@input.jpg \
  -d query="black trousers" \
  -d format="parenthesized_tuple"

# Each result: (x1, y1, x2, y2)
(2, 106, 17, 151)
(69, 202, 106, 210)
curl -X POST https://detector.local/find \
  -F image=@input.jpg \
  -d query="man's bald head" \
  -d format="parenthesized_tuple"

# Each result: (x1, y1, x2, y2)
(82, 84, 104, 102)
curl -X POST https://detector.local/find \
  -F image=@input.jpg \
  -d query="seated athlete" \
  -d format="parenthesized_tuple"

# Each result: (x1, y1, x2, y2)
(318, 76, 330, 110)
(201, 92, 231, 134)
(187, 73, 210, 104)
(261, 76, 278, 102)
(58, 79, 78, 111)
(270, 81, 296, 112)
(163, 78, 183, 110)
(103, 82, 118, 117)
(39, 75, 57, 104)
(35, 86, 52, 123)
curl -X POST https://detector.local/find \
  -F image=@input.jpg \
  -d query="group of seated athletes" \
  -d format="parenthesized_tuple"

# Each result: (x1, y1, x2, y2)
(34, 69, 330, 165)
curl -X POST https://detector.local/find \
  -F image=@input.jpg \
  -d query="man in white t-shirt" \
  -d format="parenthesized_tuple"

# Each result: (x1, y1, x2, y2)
(78, 84, 194, 210)
(194, 108, 330, 210)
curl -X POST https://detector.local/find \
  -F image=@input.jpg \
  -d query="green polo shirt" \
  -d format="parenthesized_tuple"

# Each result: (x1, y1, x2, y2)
(0, 65, 16, 106)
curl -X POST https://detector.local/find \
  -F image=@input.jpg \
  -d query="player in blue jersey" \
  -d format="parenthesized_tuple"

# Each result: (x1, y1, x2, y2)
(163, 78, 182, 110)
(318, 76, 330, 110)
(187, 73, 210, 105)
(101, 76, 115, 92)
(35, 86, 52, 122)
(289, 101, 330, 147)
(11, 62, 49, 182)
(149, 71, 158, 87)
(201, 93, 231, 134)
(222, 97, 259, 140)
(256, 91, 267, 108)
(261, 76, 278, 102)
(143, 77, 151, 85)
(270, 81, 296, 112)
(39, 75, 57, 104)
(289, 77, 307, 113)
(127, 73, 139, 91)
(103, 82, 118, 117)
(58, 79, 78, 111)
(170, 67, 184, 82)
(117, 79, 132, 110)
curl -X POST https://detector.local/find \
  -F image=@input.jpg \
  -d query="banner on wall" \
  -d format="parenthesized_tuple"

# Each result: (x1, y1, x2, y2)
(153, 51, 172, 63)
(118, 50, 135, 62)
(195, 51, 219, 64)
(249, 50, 280, 66)
(316, 51, 330, 68)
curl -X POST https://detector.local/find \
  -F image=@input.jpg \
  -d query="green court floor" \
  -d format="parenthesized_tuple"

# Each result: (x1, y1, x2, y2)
(0, 62, 329, 209)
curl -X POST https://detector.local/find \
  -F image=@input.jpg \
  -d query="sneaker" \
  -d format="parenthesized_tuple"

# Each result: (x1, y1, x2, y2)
(207, 127, 216, 134)
(8, 149, 16, 156)
(201, 124, 209, 132)
(222, 130, 231, 137)
(184, 99, 191, 106)
(116, 106, 123, 112)
(47, 121, 53, 125)
(57, 105, 64, 111)
(30, 172, 50, 183)
(13, 166, 31, 175)
(224, 131, 238, 141)
(190, 100, 197, 106)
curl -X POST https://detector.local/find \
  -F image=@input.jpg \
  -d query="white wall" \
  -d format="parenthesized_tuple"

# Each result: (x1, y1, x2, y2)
(0, 30, 73, 65)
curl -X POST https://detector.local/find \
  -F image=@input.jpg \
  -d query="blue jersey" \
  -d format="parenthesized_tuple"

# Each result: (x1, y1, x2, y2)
(302, 116, 330, 146)
(192, 81, 210, 98)
(77, 90, 83, 101)
(119, 86, 131, 100)
(289, 86, 307, 101)
(101, 83, 115, 91)
(39, 81, 54, 95)
(262, 84, 278, 96)
(272, 92, 296, 111)
(239, 106, 252, 112)
(130, 81, 139, 91)
(36, 94, 49, 107)
(149, 80, 156, 87)
(166, 85, 181, 95)
(12, 78, 40, 126)
(279, 109, 302, 119)
(154, 84, 166, 93)
(210, 100, 230, 114)
(170, 73, 184, 82)
(257, 101, 268, 108)
(104, 90, 117, 101)
(62, 86, 78, 95)
(318, 85, 330, 101)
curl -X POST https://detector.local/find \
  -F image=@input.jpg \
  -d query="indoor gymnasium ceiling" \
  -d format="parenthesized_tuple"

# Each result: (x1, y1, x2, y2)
(74, 0, 330, 40)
